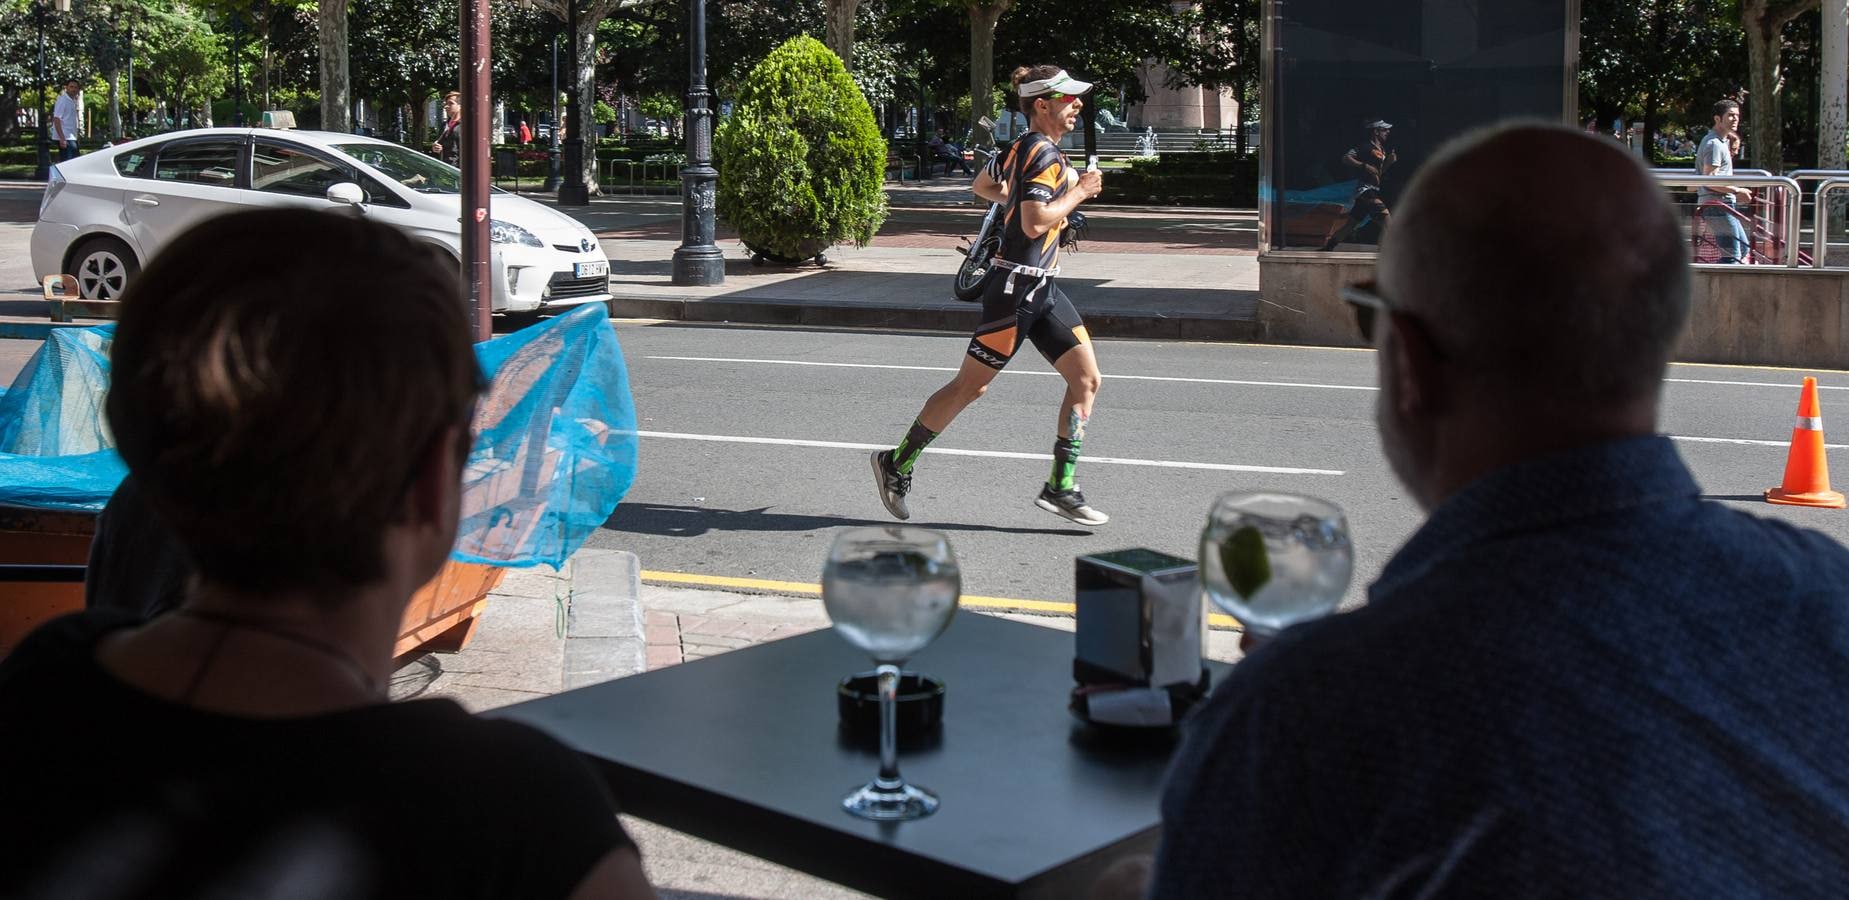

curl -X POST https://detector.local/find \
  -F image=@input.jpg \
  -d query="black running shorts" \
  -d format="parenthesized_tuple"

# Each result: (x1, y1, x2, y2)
(965, 275, 1090, 370)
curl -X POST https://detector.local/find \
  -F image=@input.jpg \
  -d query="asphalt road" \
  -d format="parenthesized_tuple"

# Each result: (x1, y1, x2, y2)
(592, 321, 1849, 608)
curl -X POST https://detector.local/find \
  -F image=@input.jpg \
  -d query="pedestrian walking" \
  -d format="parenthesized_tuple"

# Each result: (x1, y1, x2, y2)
(871, 64, 1109, 527)
(51, 79, 82, 162)
(1697, 98, 1753, 264)
(432, 91, 462, 164)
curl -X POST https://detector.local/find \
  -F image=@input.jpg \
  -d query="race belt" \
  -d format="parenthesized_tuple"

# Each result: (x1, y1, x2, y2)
(992, 258, 1060, 297)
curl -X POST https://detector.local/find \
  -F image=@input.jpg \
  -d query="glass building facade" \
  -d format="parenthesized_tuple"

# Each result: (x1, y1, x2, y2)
(1261, 0, 1577, 253)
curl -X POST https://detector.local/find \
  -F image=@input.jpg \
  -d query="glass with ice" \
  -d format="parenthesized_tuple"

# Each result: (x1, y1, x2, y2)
(822, 526, 960, 820)
(1199, 492, 1352, 637)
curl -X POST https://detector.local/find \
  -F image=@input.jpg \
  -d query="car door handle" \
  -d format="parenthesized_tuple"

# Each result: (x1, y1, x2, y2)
(131, 196, 159, 207)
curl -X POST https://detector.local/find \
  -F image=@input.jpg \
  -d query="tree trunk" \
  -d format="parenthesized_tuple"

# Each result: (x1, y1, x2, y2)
(0, 86, 18, 140)
(106, 69, 122, 140)
(1232, 0, 1248, 157)
(263, 38, 273, 110)
(825, 0, 858, 69)
(967, 2, 1010, 133)
(1823, 0, 1848, 168)
(1743, 0, 1821, 171)
(319, 0, 352, 132)
(575, 19, 598, 195)
(1643, 0, 1666, 158)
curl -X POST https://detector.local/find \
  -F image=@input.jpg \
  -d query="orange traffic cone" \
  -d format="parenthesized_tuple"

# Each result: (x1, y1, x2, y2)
(1765, 377, 1846, 509)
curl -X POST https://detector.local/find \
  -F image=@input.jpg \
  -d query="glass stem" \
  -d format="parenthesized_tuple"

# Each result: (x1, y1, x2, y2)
(875, 663, 902, 789)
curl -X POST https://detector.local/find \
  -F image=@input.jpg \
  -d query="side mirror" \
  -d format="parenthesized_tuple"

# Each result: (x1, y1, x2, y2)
(326, 182, 365, 206)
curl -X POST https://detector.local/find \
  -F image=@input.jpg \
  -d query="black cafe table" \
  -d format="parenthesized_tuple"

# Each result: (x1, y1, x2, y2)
(492, 612, 1231, 899)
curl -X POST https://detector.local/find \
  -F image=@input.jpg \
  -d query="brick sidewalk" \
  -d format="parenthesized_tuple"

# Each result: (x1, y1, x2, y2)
(643, 609, 822, 669)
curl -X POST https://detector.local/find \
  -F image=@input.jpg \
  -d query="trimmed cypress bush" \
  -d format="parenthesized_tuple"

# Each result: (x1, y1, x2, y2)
(714, 35, 888, 262)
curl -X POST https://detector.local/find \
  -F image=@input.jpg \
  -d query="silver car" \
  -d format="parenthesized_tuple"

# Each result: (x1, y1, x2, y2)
(31, 127, 613, 313)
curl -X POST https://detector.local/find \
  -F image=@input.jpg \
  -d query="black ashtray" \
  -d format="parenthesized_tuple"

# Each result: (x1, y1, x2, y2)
(837, 671, 946, 737)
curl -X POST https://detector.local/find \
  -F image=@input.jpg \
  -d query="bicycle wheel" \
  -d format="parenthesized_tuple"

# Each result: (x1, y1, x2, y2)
(952, 235, 1000, 301)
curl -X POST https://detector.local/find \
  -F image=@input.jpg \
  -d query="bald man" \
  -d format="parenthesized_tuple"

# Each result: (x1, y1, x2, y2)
(1151, 123, 1849, 897)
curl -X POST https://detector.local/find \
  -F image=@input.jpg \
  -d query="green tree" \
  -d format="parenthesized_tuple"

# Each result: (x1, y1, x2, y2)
(142, 3, 228, 128)
(1579, 0, 1744, 156)
(714, 35, 887, 261)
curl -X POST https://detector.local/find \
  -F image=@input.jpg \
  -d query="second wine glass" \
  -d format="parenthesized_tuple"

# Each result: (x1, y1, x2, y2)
(1200, 491, 1353, 637)
(822, 526, 960, 821)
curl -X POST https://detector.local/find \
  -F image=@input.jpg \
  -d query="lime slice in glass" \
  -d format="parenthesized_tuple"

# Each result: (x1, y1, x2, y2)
(1219, 525, 1271, 599)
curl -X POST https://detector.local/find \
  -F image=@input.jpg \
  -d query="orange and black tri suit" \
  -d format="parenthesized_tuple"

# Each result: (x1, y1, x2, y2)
(966, 131, 1090, 371)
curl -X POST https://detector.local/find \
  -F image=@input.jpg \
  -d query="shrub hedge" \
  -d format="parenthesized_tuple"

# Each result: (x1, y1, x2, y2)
(1098, 151, 1258, 207)
(713, 35, 888, 261)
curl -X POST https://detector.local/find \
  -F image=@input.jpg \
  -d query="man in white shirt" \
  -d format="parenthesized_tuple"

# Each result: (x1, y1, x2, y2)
(51, 79, 82, 161)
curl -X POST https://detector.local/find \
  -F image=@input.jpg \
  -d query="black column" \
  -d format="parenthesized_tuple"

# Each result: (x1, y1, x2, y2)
(545, 31, 561, 192)
(33, 2, 49, 181)
(231, 14, 243, 126)
(670, 0, 723, 285)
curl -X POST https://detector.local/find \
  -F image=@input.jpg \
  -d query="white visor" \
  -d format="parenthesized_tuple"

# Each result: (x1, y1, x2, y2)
(1019, 70, 1093, 99)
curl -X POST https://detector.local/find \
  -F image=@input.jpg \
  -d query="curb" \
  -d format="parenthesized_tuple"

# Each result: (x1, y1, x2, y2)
(606, 295, 1265, 342)
(561, 548, 648, 688)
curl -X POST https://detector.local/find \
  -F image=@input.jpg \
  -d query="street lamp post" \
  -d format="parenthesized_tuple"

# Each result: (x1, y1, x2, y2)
(33, 0, 50, 181)
(670, 0, 723, 285)
(557, 0, 589, 206)
(231, 13, 243, 126)
(544, 32, 561, 192)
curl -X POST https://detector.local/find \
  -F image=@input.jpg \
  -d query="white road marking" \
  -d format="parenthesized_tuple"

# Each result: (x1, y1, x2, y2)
(1667, 377, 1849, 390)
(643, 355, 1849, 393)
(643, 355, 1376, 391)
(1672, 435, 1848, 450)
(638, 357, 1849, 453)
(628, 430, 1345, 475)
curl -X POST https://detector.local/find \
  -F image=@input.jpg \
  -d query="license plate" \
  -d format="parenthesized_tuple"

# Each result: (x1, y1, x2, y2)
(574, 259, 608, 279)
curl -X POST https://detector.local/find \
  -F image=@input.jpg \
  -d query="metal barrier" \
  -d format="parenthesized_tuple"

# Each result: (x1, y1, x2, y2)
(1811, 178, 1849, 268)
(1652, 173, 1802, 267)
(595, 158, 688, 195)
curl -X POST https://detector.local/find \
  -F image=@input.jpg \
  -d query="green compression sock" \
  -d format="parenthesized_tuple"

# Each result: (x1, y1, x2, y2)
(1049, 436, 1081, 491)
(891, 419, 938, 474)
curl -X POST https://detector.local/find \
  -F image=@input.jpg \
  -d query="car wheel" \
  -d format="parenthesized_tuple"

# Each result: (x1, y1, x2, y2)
(70, 237, 139, 301)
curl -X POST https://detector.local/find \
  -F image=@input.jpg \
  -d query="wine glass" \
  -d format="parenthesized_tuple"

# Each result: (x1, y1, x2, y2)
(1199, 492, 1352, 637)
(822, 526, 960, 821)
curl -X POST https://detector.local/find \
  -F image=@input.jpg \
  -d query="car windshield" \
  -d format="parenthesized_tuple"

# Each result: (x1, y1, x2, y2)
(332, 142, 471, 194)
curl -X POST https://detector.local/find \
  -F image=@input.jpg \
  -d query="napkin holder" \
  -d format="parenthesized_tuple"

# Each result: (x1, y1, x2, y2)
(1071, 548, 1210, 728)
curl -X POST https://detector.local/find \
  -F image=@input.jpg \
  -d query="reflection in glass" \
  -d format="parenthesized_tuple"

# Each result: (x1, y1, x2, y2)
(1264, 0, 1571, 251)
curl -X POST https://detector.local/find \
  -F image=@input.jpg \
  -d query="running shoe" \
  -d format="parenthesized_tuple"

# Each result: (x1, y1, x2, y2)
(871, 450, 912, 520)
(1036, 484, 1108, 526)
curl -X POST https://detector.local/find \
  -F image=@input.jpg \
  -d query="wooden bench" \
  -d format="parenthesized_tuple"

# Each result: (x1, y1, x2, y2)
(45, 274, 119, 324)
(0, 504, 506, 662)
(885, 151, 923, 182)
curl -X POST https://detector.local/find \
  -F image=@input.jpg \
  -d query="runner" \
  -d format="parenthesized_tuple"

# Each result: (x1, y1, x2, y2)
(1323, 118, 1396, 250)
(871, 64, 1108, 526)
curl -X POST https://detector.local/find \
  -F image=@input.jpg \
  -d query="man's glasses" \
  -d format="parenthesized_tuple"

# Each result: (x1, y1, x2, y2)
(1043, 92, 1075, 102)
(1341, 280, 1453, 361)
(1339, 281, 1391, 343)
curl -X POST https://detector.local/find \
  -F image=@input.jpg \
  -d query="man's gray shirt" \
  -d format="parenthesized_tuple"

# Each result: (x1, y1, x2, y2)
(1697, 129, 1732, 201)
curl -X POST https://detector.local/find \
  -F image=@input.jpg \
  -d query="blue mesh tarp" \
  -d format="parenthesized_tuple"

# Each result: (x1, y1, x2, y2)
(454, 304, 637, 568)
(0, 303, 636, 570)
(0, 324, 127, 509)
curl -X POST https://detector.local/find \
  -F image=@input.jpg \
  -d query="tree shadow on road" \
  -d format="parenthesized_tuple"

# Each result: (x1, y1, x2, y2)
(603, 501, 1094, 538)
